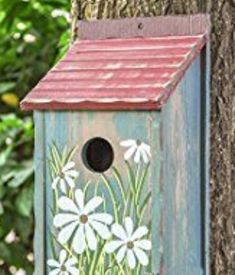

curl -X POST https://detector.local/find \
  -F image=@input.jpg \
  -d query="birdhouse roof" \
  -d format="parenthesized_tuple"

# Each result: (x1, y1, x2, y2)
(21, 15, 209, 111)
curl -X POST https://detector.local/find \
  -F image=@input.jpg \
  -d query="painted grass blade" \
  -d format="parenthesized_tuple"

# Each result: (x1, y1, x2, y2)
(135, 163, 150, 205)
(65, 145, 79, 163)
(101, 174, 119, 222)
(125, 161, 136, 194)
(139, 191, 151, 224)
(50, 142, 62, 171)
(112, 166, 126, 203)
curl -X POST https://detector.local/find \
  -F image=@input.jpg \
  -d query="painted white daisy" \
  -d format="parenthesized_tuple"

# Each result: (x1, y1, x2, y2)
(120, 139, 151, 163)
(54, 189, 113, 254)
(47, 250, 79, 275)
(105, 217, 152, 269)
(52, 161, 79, 194)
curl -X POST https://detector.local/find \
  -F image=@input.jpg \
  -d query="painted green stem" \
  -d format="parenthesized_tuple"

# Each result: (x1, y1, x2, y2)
(101, 174, 119, 222)
(112, 166, 126, 203)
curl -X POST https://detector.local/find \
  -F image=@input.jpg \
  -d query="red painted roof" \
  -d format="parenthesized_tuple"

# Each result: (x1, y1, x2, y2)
(21, 34, 207, 110)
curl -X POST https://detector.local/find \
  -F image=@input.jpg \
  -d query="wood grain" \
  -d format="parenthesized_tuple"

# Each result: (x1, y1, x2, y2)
(20, 33, 207, 111)
(34, 111, 46, 275)
(78, 15, 209, 40)
(161, 56, 205, 275)
(41, 111, 161, 274)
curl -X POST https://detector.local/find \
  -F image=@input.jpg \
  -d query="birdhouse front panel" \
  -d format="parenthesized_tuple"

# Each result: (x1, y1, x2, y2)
(35, 111, 160, 275)
(21, 15, 210, 275)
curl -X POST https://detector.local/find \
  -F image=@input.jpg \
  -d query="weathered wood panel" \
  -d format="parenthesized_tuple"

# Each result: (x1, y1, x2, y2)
(35, 111, 161, 274)
(200, 43, 211, 275)
(161, 56, 204, 275)
(44, 111, 70, 274)
(34, 112, 46, 275)
(78, 15, 209, 40)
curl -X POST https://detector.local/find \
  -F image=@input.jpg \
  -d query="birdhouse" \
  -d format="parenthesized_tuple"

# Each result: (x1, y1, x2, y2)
(21, 15, 210, 275)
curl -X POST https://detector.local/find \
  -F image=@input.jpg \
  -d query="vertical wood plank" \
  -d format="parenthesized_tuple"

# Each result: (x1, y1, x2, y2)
(149, 112, 162, 274)
(200, 43, 211, 275)
(44, 111, 56, 273)
(183, 56, 202, 275)
(44, 111, 70, 274)
(161, 57, 204, 275)
(34, 111, 46, 275)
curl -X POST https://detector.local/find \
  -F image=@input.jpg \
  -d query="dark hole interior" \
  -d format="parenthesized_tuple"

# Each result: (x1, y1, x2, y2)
(138, 22, 144, 29)
(82, 137, 114, 173)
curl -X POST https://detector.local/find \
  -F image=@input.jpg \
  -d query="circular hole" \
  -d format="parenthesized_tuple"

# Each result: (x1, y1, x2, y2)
(82, 137, 114, 173)
(138, 22, 144, 30)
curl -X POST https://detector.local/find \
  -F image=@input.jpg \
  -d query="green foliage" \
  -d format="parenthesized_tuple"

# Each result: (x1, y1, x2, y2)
(0, 114, 34, 273)
(0, 0, 71, 273)
(0, 0, 70, 112)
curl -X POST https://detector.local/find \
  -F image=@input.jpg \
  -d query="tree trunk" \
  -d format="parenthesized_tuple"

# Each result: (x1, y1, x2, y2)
(73, 1, 235, 274)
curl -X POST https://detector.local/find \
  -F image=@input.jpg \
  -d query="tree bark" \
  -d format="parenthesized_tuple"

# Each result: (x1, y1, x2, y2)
(72, 1, 235, 274)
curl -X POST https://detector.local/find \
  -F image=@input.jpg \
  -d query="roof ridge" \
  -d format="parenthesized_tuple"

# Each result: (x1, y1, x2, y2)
(78, 15, 210, 40)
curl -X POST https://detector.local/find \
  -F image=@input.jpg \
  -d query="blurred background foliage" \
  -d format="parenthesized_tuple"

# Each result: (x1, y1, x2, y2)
(0, 0, 70, 273)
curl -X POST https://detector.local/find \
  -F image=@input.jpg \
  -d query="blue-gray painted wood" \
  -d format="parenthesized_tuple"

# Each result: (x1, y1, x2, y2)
(44, 112, 70, 274)
(34, 111, 161, 274)
(34, 112, 46, 275)
(201, 43, 211, 275)
(161, 56, 204, 275)
(33, 54, 210, 275)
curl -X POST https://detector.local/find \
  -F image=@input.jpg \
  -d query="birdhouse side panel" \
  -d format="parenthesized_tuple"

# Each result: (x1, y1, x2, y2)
(161, 56, 204, 275)
(34, 111, 161, 275)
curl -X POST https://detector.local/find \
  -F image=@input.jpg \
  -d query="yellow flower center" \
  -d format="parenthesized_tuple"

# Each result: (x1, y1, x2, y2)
(61, 265, 66, 272)
(80, 214, 88, 224)
(127, 241, 134, 249)
(136, 139, 142, 146)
